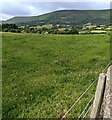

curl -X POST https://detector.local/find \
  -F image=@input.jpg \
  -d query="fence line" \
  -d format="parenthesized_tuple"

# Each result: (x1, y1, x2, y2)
(90, 73, 106, 118)
(102, 61, 112, 73)
(83, 105, 92, 118)
(61, 61, 112, 119)
(78, 96, 94, 119)
(90, 65, 112, 118)
(61, 78, 98, 119)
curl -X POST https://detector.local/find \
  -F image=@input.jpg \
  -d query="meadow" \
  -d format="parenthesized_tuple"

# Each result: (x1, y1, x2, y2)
(2, 33, 110, 118)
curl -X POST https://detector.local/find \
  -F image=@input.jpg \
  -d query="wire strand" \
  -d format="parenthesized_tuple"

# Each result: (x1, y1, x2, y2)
(61, 61, 112, 119)
(83, 105, 92, 118)
(102, 61, 112, 73)
(61, 78, 98, 120)
(78, 96, 94, 119)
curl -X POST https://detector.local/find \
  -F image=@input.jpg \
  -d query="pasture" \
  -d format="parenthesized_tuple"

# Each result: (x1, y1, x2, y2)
(2, 33, 110, 118)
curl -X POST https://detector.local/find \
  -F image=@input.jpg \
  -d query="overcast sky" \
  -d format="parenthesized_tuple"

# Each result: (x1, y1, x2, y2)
(0, 0, 111, 20)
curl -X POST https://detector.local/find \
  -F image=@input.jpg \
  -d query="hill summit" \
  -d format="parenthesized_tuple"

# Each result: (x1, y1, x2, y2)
(3, 9, 111, 26)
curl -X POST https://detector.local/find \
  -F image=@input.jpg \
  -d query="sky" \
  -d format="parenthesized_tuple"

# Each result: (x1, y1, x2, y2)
(0, 0, 111, 20)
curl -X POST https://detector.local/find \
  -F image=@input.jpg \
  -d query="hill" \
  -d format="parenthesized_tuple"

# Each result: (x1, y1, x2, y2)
(3, 9, 111, 26)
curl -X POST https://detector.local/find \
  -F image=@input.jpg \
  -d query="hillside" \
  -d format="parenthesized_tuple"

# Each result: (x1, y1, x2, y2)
(3, 9, 111, 26)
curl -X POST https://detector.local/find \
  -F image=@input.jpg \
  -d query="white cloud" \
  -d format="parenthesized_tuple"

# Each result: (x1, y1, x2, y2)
(1, 0, 111, 2)
(0, 13, 13, 20)
(0, 0, 111, 20)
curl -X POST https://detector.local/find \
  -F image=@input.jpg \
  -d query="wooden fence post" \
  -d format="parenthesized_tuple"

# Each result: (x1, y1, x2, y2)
(90, 73, 106, 118)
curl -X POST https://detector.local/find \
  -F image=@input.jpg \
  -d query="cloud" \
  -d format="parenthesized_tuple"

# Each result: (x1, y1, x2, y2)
(1, 0, 111, 2)
(0, 13, 13, 21)
(1, 2, 32, 16)
(0, 1, 111, 20)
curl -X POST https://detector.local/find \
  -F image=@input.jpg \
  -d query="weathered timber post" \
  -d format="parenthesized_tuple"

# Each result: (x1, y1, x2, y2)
(90, 73, 106, 118)
(103, 65, 112, 119)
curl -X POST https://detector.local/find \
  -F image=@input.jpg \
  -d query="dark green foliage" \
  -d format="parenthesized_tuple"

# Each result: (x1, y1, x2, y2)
(1, 23, 79, 34)
(1, 24, 21, 33)
(69, 29, 79, 34)
(2, 23, 18, 29)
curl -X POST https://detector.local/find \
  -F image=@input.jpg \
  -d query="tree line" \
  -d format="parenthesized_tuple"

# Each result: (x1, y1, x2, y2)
(1, 24, 21, 33)
(0, 23, 79, 34)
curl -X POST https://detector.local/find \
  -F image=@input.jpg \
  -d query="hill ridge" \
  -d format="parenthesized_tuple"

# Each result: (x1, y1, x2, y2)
(4, 9, 111, 26)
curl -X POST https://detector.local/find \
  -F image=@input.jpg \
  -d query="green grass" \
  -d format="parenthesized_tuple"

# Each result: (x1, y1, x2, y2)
(2, 33, 110, 118)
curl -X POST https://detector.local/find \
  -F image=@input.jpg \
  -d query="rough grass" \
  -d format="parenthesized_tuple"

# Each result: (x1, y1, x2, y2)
(2, 33, 110, 118)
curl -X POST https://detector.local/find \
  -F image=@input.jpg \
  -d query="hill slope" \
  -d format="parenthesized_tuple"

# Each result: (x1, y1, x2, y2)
(4, 9, 111, 26)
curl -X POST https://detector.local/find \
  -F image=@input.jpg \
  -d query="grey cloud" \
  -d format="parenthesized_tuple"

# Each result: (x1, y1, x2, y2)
(27, 2, 110, 11)
(1, 2, 32, 16)
(25, 2, 110, 15)
(1, 2, 110, 20)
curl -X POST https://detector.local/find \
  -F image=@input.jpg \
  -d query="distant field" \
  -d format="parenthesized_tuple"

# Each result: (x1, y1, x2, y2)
(2, 33, 110, 118)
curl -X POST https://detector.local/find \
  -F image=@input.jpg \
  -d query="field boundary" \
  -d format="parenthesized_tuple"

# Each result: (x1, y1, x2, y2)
(61, 61, 112, 119)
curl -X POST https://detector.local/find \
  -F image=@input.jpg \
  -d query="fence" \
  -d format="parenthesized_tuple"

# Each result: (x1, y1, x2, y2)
(90, 65, 112, 118)
(61, 62, 112, 119)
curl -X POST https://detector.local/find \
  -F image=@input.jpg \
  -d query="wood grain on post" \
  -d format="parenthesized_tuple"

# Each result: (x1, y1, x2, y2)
(90, 73, 106, 118)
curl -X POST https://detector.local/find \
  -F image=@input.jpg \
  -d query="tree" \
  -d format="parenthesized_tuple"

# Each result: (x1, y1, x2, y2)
(69, 28, 79, 34)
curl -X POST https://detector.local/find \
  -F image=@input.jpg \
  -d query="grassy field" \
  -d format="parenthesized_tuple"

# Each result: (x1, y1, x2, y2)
(2, 33, 110, 118)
